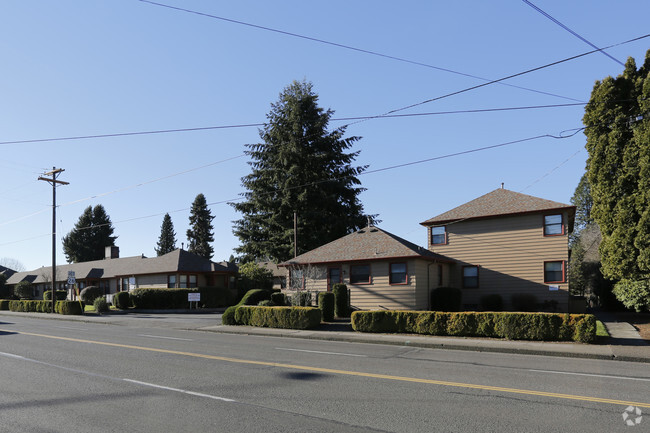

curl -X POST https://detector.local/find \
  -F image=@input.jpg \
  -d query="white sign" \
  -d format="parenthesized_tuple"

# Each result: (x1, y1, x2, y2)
(128, 277, 136, 290)
(548, 285, 559, 291)
(67, 271, 76, 285)
(188, 293, 201, 302)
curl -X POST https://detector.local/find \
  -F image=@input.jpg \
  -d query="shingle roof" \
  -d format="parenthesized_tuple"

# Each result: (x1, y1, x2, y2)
(420, 188, 575, 226)
(280, 226, 452, 266)
(6, 249, 236, 285)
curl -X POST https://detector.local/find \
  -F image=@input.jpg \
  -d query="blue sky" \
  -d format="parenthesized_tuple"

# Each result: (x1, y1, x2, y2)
(2, 0, 649, 271)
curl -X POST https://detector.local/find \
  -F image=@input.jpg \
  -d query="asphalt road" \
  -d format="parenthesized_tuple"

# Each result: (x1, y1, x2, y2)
(0, 314, 648, 432)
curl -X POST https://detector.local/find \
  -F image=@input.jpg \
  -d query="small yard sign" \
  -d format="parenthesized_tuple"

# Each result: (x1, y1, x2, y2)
(188, 293, 201, 302)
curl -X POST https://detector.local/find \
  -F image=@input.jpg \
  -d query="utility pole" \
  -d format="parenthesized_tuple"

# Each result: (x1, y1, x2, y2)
(38, 167, 69, 313)
(293, 212, 297, 258)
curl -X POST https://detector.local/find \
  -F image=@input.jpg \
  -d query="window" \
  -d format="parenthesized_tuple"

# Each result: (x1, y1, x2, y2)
(168, 275, 176, 288)
(350, 264, 371, 284)
(544, 214, 563, 236)
(328, 267, 341, 290)
(431, 226, 446, 245)
(189, 275, 197, 288)
(179, 275, 187, 288)
(544, 261, 565, 283)
(462, 266, 479, 288)
(389, 263, 408, 284)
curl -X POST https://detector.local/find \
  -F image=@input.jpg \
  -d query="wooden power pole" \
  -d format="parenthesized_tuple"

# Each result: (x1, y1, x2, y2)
(38, 167, 69, 313)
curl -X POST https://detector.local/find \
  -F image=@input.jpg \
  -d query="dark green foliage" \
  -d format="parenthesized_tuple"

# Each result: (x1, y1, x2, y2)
(570, 173, 594, 243)
(112, 291, 131, 309)
(155, 213, 177, 256)
(56, 300, 83, 315)
(186, 194, 214, 259)
(14, 281, 33, 299)
(612, 279, 650, 312)
(43, 290, 68, 301)
(130, 287, 235, 310)
(351, 311, 596, 343)
(234, 306, 322, 329)
(231, 80, 372, 262)
(198, 286, 236, 308)
(8, 300, 52, 313)
(62, 205, 116, 263)
(0, 274, 11, 298)
(239, 289, 273, 306)
(258, 300, 273, 306)
(80, 286, 103, 305)
(318, 292, 335, 321)
(332, 284, 349, 317)
(222, 306, 238, 325)
(0, 300, 9, 310)
(271, 292, 286, 306)
(238, 262, 273, 291)
(93, 297, 109, 313)
(430, 287, 462, 312)
(511, 293, 538, 312)
(479, 294, 503, 311)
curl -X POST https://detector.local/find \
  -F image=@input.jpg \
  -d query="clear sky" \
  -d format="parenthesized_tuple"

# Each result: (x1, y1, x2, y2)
(2, 0, 649, 271)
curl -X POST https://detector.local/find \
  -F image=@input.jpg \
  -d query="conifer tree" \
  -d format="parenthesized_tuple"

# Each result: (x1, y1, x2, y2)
(231, 80, 371, 262)
(155, 213, 177, 256)
(186, 194, 214, 259)
(62, 205, 117, 263)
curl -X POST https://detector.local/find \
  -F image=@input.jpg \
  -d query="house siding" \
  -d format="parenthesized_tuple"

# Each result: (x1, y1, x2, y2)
(428, 212, 570, 311)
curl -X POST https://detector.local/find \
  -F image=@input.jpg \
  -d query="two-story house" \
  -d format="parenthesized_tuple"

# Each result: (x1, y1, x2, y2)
(420, 187, 575, 311)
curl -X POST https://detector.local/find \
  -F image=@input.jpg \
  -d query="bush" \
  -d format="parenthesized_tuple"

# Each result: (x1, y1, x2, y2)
(239, 289, 273, 306)
(14, 281, 33, 300)
(43, 290, 68, 301)
(238, 262, 274, 291)
(94, 297, 109, 314)
(234, 306, 321, 329)
(318, 292, 335, 322)
(8, 300, 51, 313)
(113, 291, 131, 309)
(511, 293, 538, 312)
(350, 310, 596, 343)
(258, 300, 273, 306)
(0, 274, 13, 299)
(291, 291, 312, 307)
(56, 300, 83, 315)
(479, 294, 503, 311)
(271, 292, 286, 306)
(612, 279, 650, 312)
(198, 286, 236, 308)
(0, 300, 9, 310)
(80, 286, 103, 305)
(222, 305, 238, 325)
(332, 284, 349, 317)
(430, 287, 462, 312)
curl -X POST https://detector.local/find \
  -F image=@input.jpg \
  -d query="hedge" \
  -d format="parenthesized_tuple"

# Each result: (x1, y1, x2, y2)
(318, 292, 335, 322)
(5, 300, 83, 315)
(130, 287, 236, 309)
(222, 289, 274, 325)
(43, 290, 68, 301)
(0, 300, 9, 310)
(332, 284, 349, 318)
(56, 300, 84, 315)
(351, 310, 596, 343)
(112, 291, 131, 309)
(233, 306, 321, 329)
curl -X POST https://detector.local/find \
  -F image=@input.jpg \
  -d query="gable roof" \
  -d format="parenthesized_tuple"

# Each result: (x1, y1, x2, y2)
(6, 249, 237, 285)
(0, 265, 16, 279)
(420, 188, 575, 226)
(280, 226, 452, 266)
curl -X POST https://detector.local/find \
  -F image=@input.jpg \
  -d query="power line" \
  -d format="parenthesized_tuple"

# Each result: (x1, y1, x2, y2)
(522, 0, 624, 66)
(0, 103, 587, 147)
(138, 0, 581, 102)
(519, 149, 583, 192)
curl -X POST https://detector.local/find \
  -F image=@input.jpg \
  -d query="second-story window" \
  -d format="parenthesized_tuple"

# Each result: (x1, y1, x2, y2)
(544, 214, 563, 236)
(431, 226, 447, 245)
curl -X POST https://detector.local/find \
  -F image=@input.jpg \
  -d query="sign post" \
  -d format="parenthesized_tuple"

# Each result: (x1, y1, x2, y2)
(188, 292, 200, 310)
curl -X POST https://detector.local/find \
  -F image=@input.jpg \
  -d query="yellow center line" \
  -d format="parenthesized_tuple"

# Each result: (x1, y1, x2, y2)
(5, 329, 650, 409)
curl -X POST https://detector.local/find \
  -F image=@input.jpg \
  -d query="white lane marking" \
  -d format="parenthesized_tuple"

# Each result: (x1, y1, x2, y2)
(123, 379, 236, 402)
(275, 347, 367, 357)
(138, 334, 193, 341)
(529, 369, 650, 382)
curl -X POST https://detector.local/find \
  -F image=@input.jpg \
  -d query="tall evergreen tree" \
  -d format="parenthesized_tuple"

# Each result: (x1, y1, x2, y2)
(62, 205, 117, 263)
(155, 213, 177, 256)
(583, 51, 650, 310)
(186, 193, 214, 259)
(231, 80, 371, 262)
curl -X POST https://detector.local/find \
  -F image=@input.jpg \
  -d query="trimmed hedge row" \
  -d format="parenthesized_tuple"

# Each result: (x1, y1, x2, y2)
(130, 287, 235, 309)
(232, 306, 322, 329)
(4, 300, 83, 315)
(351, 310, 596, 343)
(318, 292, 335, 322)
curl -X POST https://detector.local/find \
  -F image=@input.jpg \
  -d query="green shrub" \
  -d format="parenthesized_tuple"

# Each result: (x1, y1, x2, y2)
(332, 284, 349, 317)
(56, 300, 83, 315)
(258, 300, 273, 306)
(7, 300, 52, 313)
(94, 297, 109, 314)
(112, 291, 131, 309)
(479, 294, 503, 311)
(43, 290, 68, 301)
(430, 287, 462, 312)
(198, 286, 236, 308)
(351, 310, 596, 343)
(318, 292, 335, 322)
(612, 279, 650, 312)
(222, 305, 238, 325)
(271, 292, 286, 306)
(234, 306, 321, 329)
(80, 286, 103, 305)
(238, 262, 274, 291)
(511, 293, 538, 312)
(0, 300, 9, 310)
(14, 281, 33, 300)
(239, 289, 273, 306)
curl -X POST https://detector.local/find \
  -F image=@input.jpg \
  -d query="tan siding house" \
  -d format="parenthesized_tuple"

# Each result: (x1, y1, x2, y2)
(280, 227, 452, 311)
(421, 188, 575, 312)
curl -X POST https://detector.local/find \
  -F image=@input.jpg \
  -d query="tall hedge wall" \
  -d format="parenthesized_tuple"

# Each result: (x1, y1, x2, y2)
(232, 306, 321, 329)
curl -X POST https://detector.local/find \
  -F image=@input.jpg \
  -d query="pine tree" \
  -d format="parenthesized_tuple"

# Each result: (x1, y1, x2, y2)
(186, 194, 214, 259)
(231, 80, 371, 262)
(62, 205, 117, 263)
(155, 213, 177, 256)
